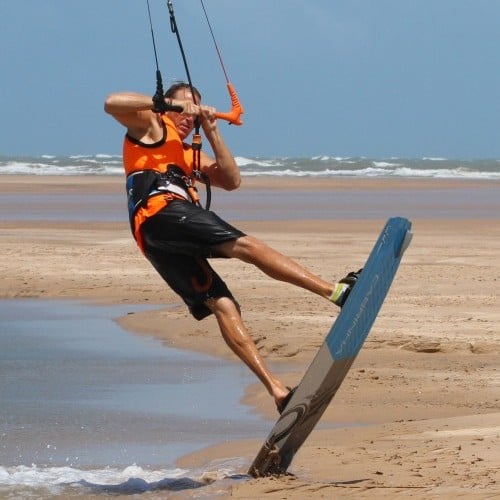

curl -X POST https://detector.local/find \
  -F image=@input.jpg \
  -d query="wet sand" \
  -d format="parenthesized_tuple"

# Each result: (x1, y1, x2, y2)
(1, 175, 499, 498)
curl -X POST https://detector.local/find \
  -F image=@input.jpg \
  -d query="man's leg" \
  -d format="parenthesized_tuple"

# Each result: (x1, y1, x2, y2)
(205, 295, 290, 410)
(215, 235, 335, 299)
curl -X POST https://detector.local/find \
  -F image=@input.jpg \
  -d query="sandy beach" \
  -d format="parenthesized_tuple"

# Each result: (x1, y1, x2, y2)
(1, 175, 499, 498)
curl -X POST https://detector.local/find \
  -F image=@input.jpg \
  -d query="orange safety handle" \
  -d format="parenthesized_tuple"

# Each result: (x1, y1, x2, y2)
(214, 82, 244, 126)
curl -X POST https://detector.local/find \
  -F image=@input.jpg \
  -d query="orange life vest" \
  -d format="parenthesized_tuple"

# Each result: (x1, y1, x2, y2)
(123, 114, 195, 251)
(123, 114, 194, 177)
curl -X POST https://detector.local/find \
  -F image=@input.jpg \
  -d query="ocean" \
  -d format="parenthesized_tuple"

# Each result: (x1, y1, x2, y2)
(1, 154, 500, 179)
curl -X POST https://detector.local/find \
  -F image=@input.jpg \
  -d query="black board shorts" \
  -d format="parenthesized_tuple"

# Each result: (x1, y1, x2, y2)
(140, 199, 246, 320)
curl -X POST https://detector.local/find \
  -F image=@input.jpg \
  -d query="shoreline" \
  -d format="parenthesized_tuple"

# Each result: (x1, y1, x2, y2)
(1, 175, 499, 497)
(2, 173, 499, 190)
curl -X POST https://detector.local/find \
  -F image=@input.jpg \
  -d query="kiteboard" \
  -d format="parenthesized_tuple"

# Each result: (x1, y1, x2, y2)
(248, 216, 413, 477)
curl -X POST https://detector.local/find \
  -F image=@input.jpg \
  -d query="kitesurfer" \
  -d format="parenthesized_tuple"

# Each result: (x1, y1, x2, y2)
(104, 83, 360, 413)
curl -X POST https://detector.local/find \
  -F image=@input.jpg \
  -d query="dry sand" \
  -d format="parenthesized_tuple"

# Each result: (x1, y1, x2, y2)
(1, 175, 499, 498)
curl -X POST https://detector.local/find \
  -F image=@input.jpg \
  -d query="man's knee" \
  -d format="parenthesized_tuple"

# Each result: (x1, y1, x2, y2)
(205, 295, 241, 316)
(230, 235, 267, 261)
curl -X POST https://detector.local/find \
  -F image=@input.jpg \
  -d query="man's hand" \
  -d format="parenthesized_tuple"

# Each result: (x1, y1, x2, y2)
(200, 105, 218, 136)
(179, 100, 201, 116)
(152, 94, 199, 115)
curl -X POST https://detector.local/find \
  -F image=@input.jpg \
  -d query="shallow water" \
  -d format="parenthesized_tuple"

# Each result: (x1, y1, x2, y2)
(0, 299, 268, 496)
(2, 184, 499, 222)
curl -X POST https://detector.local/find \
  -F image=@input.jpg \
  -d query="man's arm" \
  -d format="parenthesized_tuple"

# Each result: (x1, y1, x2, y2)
(199, 106, 241, 191)
(104, 92, 199, 141)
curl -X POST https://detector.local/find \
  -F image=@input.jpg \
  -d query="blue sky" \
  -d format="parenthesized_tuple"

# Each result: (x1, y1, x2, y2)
(1, 1, 499, 159)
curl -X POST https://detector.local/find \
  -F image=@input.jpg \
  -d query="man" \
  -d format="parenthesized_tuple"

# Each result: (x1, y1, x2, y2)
(104, 82, 360, 413)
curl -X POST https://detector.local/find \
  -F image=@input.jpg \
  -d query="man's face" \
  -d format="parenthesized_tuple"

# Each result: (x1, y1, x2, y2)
(167, 88, 197, 139)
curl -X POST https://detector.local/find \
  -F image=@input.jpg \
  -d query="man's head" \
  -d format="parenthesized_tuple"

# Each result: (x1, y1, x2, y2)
(164, 82, 202, 103)
(164, 82, 202, 139)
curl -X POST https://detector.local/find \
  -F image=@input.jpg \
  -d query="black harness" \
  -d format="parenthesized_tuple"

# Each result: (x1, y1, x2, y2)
(126, 165, 211, 233)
